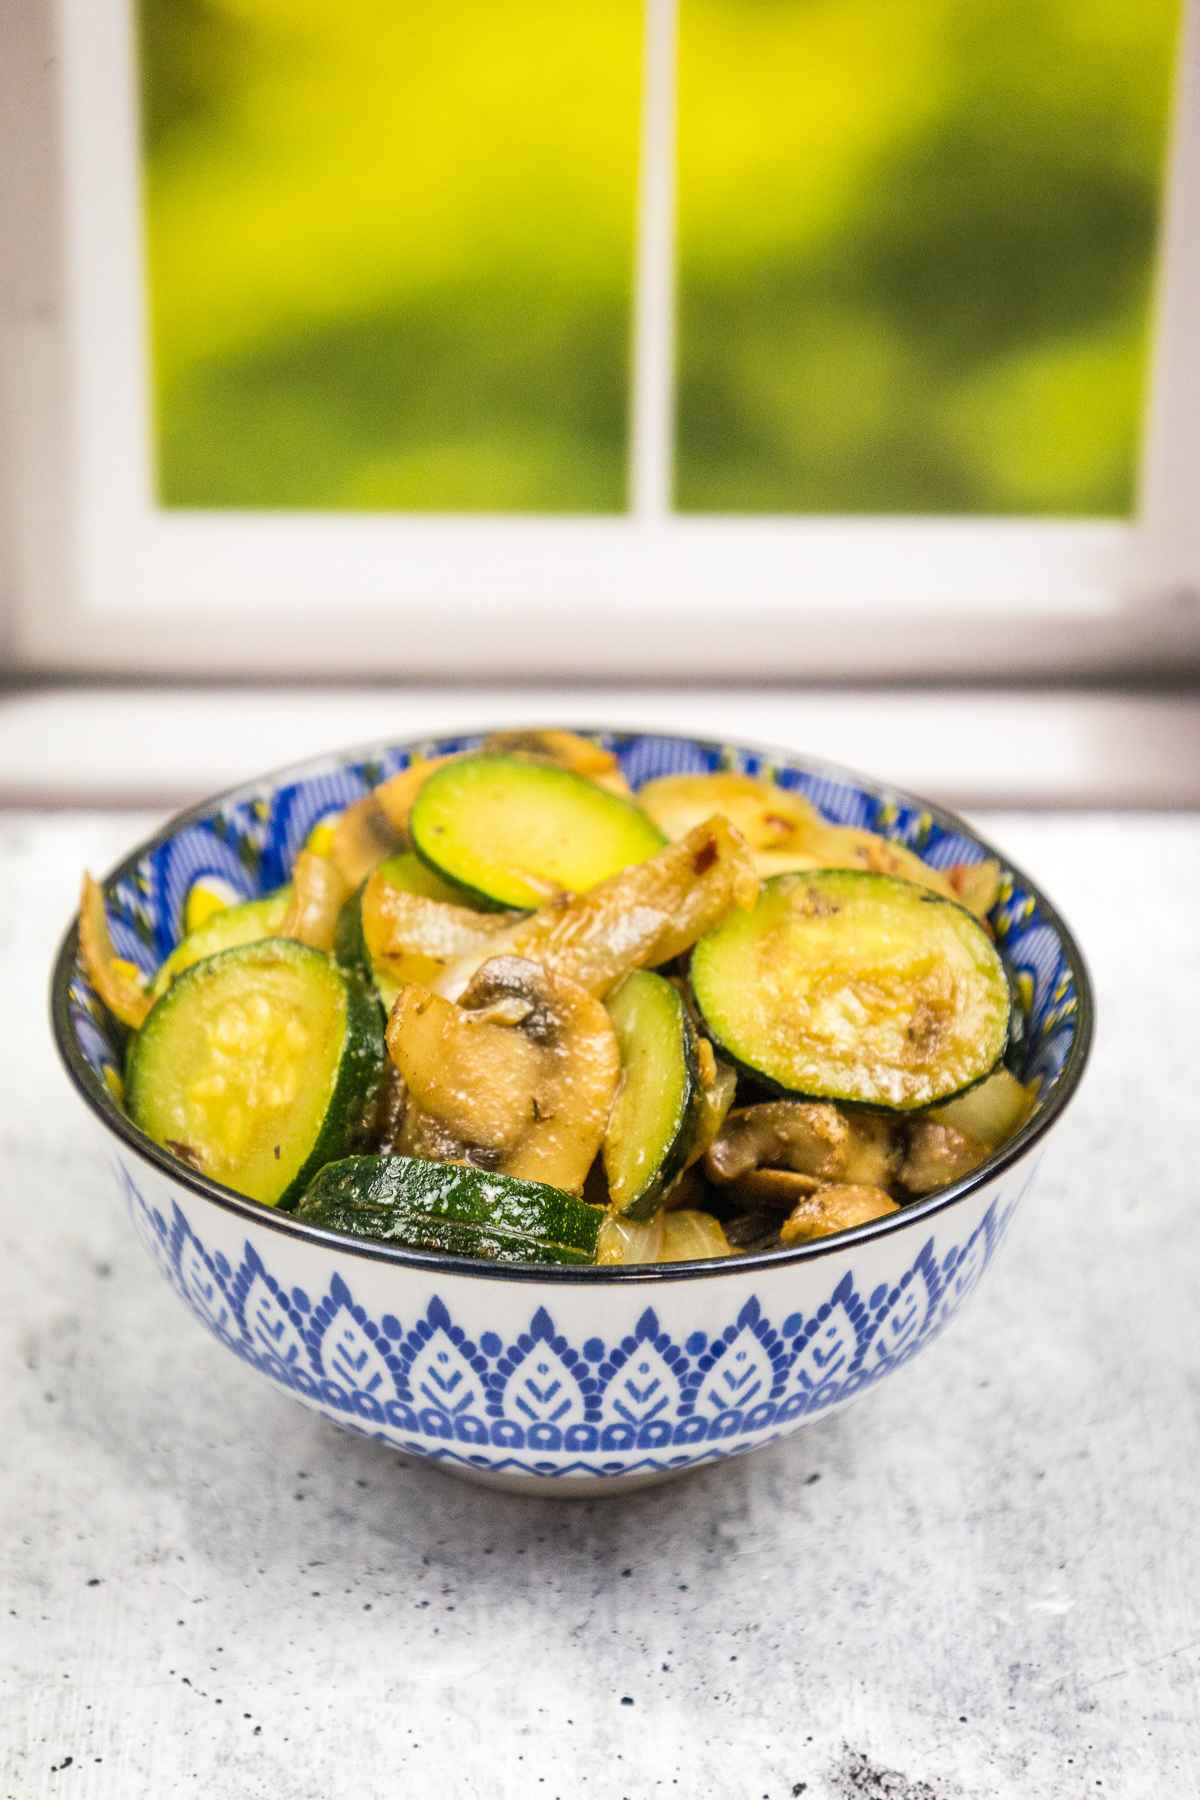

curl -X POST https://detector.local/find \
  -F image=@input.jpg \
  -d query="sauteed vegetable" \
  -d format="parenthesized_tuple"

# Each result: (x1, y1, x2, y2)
(80, 732, 1034, 1266)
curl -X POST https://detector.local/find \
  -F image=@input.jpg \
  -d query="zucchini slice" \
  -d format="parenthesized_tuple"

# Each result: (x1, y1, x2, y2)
(298, 1155, 600, 1265)
(128, 939, 385, 1207)
(691, 871, 1010, 1112)
(150, 888, 292, 999)
(409, 753, 664, 910)
(602, 971, 699, 1219)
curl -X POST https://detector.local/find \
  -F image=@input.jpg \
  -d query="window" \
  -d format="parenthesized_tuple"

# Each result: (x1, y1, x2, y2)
(7, 0, 1200, 675)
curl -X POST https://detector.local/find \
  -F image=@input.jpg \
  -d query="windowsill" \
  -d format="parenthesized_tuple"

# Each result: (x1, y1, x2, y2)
(1, 682, 1197, 811)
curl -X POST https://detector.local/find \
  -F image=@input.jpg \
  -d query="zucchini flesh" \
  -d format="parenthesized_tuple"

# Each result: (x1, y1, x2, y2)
(299, 1155, 600, 1265)
(128, 939, 384, 1207)
(409, 753, 664, 910)
(150, 889, 292, 999)
(691, 871, 1010, 1111)
(602, 971, 698, 1219)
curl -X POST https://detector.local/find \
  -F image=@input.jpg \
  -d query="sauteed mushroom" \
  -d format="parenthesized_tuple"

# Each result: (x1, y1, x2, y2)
(387, 956, 619, 1193)
(779, 1184, 899, 1245)
(705, 1101, 899, 1189)
(899, 1120, 988, 1195)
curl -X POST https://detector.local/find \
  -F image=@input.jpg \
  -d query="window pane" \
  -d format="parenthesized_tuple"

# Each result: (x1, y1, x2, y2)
(138, 1, 643, 511)
(674, 0, 1181, 514)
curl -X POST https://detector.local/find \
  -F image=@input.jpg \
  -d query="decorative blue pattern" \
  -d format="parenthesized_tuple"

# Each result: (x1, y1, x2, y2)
(117, 1157, 1025, 1477)
(67, 728, 1081, 1119)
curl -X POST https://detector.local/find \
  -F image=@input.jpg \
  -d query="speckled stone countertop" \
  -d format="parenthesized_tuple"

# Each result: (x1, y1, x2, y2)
(4, 811, 1199, 1800)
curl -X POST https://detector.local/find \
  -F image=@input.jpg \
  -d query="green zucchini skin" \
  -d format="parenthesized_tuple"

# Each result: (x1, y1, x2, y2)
(409, 753, 664, 911)
(299, 1155, 600, 1264)
(691, 870, 1011, 1113)
(602, 972, 699, 1220)
(128, 939, 385, 1209)
(332, 882, 372, 985)
(150, 888, 292, 999)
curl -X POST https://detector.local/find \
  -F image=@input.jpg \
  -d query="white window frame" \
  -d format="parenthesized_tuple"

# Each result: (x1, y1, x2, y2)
(4, 0, 1200, 679)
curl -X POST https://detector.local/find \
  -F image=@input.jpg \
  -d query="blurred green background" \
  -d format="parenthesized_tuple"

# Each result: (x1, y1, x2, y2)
(138, 0, 1180, 516)
(675, 0, 1180, 514)
(138, 0, 643, 510)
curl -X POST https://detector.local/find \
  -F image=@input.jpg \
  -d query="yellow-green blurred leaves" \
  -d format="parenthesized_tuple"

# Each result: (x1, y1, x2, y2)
(140, 0, 643, 509)
(674, 0, 1180, 515)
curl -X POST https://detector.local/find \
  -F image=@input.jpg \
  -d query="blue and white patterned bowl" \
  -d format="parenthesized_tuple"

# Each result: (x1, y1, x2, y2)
(51, 729, 1093, 1495)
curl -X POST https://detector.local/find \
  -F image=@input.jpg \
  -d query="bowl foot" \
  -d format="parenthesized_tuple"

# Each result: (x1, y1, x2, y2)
(399, 1452, 692, 1498)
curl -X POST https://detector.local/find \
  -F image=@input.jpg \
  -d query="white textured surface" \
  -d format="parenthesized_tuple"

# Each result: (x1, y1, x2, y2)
(3, 684, 1200, 809)
(3, 809, 1199, 1800)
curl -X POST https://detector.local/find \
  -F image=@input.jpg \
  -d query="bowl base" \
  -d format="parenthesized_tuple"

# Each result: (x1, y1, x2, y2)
(396, 1451, 688, 1498)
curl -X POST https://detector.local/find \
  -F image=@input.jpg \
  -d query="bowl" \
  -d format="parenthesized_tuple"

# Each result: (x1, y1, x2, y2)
(51, 728, 1092, 1495)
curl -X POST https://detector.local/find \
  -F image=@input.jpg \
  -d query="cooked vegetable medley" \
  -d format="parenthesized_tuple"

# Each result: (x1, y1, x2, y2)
(81, 731, 1035, 1266)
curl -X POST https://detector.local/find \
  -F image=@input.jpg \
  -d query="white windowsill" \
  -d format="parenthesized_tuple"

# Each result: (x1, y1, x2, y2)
(1, 684, 1197, 812)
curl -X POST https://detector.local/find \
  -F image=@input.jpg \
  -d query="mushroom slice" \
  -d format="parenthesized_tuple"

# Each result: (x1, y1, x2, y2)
(839, 1111, 903, 1188)
(779, 1184, 899, 1245)
(330, 792, 404, 887)
(731, 1168, 823, 1209)
(706, 1102, 849, 1184)
(387, 956, 619, 1194)
(705, 1101, 901, 1190)
(899, 1120, 988, 1195)
(438, 816, 758, 1000)
(280, 851, 349, 952)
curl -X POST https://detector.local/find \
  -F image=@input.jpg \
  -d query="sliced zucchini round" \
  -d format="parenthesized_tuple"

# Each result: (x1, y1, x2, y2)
(298, 1155, 600, 1265)
(691, 871, 1011, 1112)
(150, 888, 292, 999)
(128, 939, 385, 1207)
(602, 971, 699, 1219)
(409, 753, 664, 910)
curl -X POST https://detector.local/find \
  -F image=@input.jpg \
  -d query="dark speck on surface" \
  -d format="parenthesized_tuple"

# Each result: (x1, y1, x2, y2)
(620, 1696, 634, 1707)
(85, 1578, 101, 1587)
(804, 1472, 821, 1486)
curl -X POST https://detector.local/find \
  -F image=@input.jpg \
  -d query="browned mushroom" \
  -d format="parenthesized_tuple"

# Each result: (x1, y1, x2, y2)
(729, 1168, 823, 1209)
(899, 1121, 988, 1195)
(386, 956, 619, 1193)
(779, 1184, 899, 1245)
(705, 1101, 900, 1189)
(438, 816, 758, 999)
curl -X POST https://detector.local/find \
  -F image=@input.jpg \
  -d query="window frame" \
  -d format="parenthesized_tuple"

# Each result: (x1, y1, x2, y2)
(5, 0, 1200, 678)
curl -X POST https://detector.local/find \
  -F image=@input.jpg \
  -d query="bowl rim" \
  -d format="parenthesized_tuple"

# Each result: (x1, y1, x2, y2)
(50, 722, 1095, 1285)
